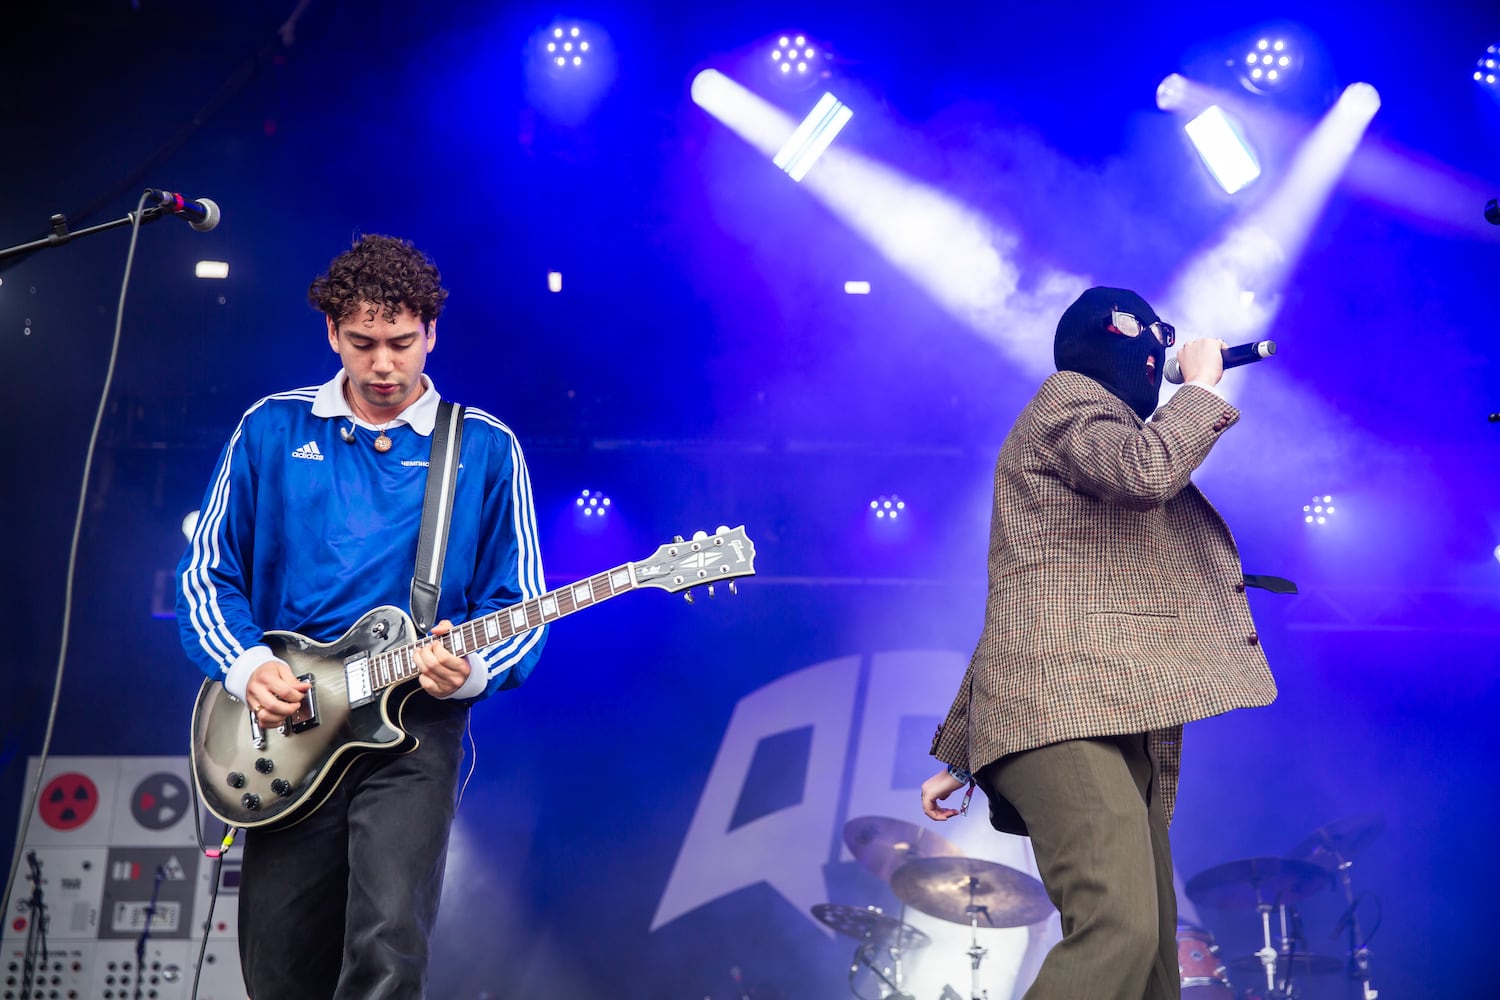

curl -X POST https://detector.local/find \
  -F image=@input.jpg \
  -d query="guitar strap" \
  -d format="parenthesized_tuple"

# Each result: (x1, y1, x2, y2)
(410, 399, 465, 634)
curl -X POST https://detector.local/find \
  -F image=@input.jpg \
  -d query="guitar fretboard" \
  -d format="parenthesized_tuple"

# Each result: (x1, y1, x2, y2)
(363, 564, 637, 693)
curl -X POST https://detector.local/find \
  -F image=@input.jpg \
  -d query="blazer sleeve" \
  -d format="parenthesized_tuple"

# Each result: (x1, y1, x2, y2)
(1029, 376, 1237, 510)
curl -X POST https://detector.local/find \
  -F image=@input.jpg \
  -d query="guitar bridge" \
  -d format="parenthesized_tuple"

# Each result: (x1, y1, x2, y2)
(286, 673, 320, 732)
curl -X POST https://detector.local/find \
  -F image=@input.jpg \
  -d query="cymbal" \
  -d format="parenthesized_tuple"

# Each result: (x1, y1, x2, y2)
(843, 815, 963, 883)
(889, 856, 1052, 928)
(1225, 952, 1344, 978)
(1289, 813, 1385, 870)
(810, 903, 931, 951)
(1185, 857, 1329, 910)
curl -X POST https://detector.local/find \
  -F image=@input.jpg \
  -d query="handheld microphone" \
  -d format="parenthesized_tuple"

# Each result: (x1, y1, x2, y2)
(143, 188, 221, 232)
(1164, 340, 1276, 384)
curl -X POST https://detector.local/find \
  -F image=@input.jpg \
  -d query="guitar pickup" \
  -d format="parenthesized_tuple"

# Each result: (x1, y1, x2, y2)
(286, 673, 320, 732)
(345, 654, 375, 708)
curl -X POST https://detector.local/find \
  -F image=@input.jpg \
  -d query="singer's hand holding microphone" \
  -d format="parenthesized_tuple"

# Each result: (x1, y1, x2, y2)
(1164, 338, 1277, 385)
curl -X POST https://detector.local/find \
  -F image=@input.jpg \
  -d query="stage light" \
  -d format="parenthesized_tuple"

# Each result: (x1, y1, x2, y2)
(1475, 44, 1499, 87)
(869, 496, 906, 520)
(182, 510, 200, 540)
(773, 92, 853, 182)
(844, 281, 871, 294)
(195, 260, 229, 279)
(1240, 35, 1303, 95)
(547, 271, 563, 293)
(544, 25, 592, 70)
(575, 489, 611, 517)
(1183, 105, 1262, 194)
(1493, 543, 1500, 564)
(768, 32, 827, 88)
(1302, 494, 1335, 526)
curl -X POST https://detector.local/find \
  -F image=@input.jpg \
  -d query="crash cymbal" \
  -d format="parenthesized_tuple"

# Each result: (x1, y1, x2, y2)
(843, 815, 964, 883)
(1185, 857, 1329, 910)
(1289, 813, 1386, 870)
(810, 903, 931, 951)
(889, 856, 1052, 928)
(1226, 952, 1344, 978)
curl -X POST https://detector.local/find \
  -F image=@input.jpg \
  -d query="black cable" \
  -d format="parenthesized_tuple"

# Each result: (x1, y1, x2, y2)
(0, 190, 151, 923)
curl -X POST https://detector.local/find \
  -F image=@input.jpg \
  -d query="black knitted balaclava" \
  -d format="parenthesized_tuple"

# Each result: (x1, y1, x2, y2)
(1053, 286, 1167, 420)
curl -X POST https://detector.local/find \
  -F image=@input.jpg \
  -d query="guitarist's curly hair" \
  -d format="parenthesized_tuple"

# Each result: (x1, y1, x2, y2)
(309, 233, 450, 328)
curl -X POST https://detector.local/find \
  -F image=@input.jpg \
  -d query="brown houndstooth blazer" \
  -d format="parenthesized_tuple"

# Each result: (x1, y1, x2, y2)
(931, 371, 1277, 833)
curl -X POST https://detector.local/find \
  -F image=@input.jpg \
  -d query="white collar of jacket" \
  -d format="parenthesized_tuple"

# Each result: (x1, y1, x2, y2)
(310, 370, 441, 436)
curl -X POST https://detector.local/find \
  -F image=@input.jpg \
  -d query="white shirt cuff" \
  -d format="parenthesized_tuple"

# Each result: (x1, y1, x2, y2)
(1184, 378, 1226, 399)
(438, 654, 495, 700)
(223, 645, 277, 701)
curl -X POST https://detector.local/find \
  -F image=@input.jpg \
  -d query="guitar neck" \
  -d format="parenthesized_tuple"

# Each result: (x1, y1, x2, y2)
(370, 564, 638, 693)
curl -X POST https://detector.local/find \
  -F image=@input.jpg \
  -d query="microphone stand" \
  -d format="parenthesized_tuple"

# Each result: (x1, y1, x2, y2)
(132, 865, 167, 1000)
(0, 204, 183, 268)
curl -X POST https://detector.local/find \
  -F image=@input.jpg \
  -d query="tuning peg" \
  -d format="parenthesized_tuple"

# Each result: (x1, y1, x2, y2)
(707, 584, 716, 598)
(715, 525, 730, 535)
(683, 590, 695, 605)
(729, 580, 737, 595)
(673, 535, 684, 543)
(693, 529, 708, 541)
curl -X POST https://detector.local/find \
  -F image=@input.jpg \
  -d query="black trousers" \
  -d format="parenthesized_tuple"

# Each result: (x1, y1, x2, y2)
(977, 733, 1178, 1000)
(238, 695, 469, 1000)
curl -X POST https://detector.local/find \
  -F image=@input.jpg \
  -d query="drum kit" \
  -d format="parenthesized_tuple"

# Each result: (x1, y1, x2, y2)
(1178, 813, 1384, 1000)
(810, 815, 1052, 1000)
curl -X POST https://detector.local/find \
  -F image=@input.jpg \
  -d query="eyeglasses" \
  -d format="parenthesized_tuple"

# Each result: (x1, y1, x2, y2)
(1108, 310, 1175, 347)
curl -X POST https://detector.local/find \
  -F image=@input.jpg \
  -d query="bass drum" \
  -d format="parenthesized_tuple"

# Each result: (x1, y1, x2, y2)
(1177, 923, 1234, 997)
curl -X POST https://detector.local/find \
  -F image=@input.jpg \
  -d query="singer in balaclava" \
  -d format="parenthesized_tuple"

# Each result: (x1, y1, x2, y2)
(919, 285, 1278, 999)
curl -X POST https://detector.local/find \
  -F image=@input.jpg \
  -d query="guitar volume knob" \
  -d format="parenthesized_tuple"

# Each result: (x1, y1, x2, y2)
(270, 779, 292, 797)
(240, 793, 262, 811)
(254, 757, 275, 774)
(225, 772, 246, 789)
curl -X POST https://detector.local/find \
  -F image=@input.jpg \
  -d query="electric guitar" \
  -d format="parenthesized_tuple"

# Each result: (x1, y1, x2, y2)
(189, 525, 757, 829)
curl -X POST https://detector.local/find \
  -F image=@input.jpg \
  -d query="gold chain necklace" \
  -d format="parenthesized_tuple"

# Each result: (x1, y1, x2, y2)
(346, 385, 395, 453)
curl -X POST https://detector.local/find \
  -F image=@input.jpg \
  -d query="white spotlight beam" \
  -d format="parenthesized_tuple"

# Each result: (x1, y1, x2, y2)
(1163, 83, 1382, 356)
(691, 69, 1086, 375)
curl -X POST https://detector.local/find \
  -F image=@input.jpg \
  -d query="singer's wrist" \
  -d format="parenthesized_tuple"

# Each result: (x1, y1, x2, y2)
(1183, 378, 1226, 399)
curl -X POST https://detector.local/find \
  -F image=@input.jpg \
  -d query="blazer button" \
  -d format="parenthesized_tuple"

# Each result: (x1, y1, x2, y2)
(1247, 633, 1260, 645)
(1234, 581, 1246, 593)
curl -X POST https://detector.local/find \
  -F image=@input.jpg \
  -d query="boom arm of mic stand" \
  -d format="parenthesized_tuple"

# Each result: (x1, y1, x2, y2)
(0, 205, 180, 270)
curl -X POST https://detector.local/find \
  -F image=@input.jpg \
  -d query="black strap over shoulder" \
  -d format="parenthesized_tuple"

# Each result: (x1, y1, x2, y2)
(411, 399, 465, 633)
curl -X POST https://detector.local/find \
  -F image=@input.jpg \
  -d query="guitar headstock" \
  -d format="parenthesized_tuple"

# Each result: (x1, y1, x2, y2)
(632, 525, 757, 596)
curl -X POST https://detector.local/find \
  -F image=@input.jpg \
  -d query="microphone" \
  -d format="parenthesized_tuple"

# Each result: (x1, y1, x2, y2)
(143, 188, 221, 232)
(1164, 340, 1276, 385)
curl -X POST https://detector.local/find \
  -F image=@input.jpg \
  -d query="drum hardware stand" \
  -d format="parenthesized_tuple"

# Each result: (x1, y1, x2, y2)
(1329, 858, 1379, 1000)
(1250, 900, 1307, 1000)
(844, 904, 914, 1000)
(962, 882, 990, 1000)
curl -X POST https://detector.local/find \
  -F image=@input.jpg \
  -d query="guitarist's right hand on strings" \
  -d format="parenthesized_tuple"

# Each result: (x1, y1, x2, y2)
(246, 660, 311, 727)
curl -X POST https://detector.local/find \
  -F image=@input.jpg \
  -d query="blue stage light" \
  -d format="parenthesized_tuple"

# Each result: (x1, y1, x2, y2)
(869, 496, 906, 521)
(576, 489, 612, 517)
(769, 33, 826, 87)
(1241, 36, 1302, 94)
(1302, 494, 1335, 526)
(544, 25, 592, 70)
(1475, 44, 1499, 87)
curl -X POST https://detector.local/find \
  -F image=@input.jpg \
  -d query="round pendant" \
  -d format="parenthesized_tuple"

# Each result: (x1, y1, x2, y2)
(374, 432, 393, 453)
